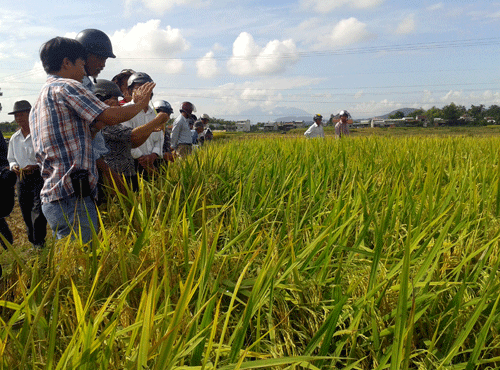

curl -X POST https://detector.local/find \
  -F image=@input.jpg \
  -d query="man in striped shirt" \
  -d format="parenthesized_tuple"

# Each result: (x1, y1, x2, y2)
(30, 37, 154, 243)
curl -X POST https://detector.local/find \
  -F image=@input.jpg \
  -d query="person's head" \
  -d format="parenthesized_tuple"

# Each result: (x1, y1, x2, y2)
(313, 114, 323, 125)
(94, 79, 123, 106)
(40, 37, 87, 80)
(153, 100, 173, 120)
(201, 113, 210, 125)
(112, 69, 135, 98)
(339, 110, 350, 123)
(195, 120, 204, 133)
(75, 29, 115, 78)
(180, 101, 196, 117)
(9, 100, 31, 128)
(127, 72, 154, 101)
(188, 117, 195, 129)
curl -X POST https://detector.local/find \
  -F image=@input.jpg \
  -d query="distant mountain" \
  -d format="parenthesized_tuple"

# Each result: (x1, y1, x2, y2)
(375, 108, 418, 119)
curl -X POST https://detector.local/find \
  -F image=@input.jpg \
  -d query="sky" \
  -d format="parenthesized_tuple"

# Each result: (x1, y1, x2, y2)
(1, 0, 500, 123)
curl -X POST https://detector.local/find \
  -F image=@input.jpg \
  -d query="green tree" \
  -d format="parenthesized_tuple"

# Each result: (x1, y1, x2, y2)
(389, 111, 405, 119)
(442, 102, 464, 125)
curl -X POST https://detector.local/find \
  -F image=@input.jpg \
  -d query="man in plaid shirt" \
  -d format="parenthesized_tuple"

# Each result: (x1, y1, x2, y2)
(335, 110, 351, 139)
(30, 37, 154, 243)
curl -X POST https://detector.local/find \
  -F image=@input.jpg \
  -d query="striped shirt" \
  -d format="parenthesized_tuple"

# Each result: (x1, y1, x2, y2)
(29, 75, 108, 203)
(335, 122, 350, 138)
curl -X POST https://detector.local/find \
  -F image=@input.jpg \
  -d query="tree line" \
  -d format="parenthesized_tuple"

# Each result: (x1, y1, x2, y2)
(390, 103, 500, 125)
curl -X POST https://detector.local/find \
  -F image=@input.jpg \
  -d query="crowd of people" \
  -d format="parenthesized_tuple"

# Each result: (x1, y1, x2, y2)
(0, 28, 352, 262)
(0, 29, 213, 254)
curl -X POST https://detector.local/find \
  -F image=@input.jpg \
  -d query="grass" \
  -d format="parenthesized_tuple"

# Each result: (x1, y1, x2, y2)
(2, 133, 500, 369)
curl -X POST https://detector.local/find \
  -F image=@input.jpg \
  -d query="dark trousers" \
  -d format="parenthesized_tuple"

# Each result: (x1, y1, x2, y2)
(124, 174, 139, 192)
(134, 158, 160, 183)
(17, 171, 47, 247)
(0, 218, 12, 250)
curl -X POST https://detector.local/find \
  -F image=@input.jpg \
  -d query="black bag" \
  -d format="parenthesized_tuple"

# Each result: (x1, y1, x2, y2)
(70, 169, 91, 198)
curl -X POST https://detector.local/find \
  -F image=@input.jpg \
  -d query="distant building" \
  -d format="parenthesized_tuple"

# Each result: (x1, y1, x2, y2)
(236, 120, 251, 132)
(352, 120, 371, 128)
(264, 121, 278, 131)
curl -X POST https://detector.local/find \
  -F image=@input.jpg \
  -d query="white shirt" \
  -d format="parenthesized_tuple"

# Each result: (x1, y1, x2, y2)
(122, 102, 164, 159)
(7, 129, 38, 169)
(171, 114, 193, 149)
(304, 123, 324, 138)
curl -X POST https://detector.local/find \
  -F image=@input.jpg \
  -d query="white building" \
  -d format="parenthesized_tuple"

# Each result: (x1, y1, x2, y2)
(236, 120, 251, 132)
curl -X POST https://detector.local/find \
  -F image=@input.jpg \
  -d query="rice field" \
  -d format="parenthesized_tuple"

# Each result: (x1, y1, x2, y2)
(2, 134, 500, 369)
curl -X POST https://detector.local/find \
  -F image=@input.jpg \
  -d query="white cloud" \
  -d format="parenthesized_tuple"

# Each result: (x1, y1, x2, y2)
(0, 61, 46, 118)
(109, 20, 189, 75)
(227, 32, 299, 76)
(329, 18, 373, 47)
(427, 3, 443, 11)
(197, 51, 218, 79)
(212, 43, 225, 52)
(185, 76, 323, 116)
(354, 90, 364, 99)
(301, 0, 384, 13)
(125, 0, 209, 14)
(441, 90, 463, 102)
(395, 15, 416, 35)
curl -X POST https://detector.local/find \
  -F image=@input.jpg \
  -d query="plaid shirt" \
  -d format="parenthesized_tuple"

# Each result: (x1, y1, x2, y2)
(335, 122, 350, 138)
(29, 75, 108, 203)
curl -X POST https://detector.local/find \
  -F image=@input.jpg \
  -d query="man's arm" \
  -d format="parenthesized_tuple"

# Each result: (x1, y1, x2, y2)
(96, 83, 155, 126)
(170, 119, 181, 149)
(130, 113, 169, 148)
(6, 139, 19, 173)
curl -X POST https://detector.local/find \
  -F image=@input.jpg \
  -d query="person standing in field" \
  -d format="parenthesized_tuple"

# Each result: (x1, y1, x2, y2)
(112, 69, 136, 105)
(121, 72, 164, 178)
(192, 121, 205, 145)
(171, 102, 197, 157)
(75, 28, 125, 203)
(200, 114, 213, 141)
(151, 100, 176, 163)
(304, 114, 325, 138)
(7, 100, 47, 249)
(30, 36, 155, 243)
(97, 81, 170, 191)
(0, 129, 16, 251)
(335, 110, 351, 139)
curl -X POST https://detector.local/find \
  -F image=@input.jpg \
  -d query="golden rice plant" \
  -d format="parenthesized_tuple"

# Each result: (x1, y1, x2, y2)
(2, 135, 500, 369)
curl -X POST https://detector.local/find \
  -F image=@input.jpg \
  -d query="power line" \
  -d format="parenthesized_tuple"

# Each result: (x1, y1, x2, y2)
(116, 36, 500, 61)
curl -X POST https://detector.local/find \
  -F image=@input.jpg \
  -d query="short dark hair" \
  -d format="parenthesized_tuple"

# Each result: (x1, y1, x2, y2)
(40, 37, 87, 74)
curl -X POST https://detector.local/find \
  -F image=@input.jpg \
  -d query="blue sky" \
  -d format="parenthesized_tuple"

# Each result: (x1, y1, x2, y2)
(1, 0, 500, 122)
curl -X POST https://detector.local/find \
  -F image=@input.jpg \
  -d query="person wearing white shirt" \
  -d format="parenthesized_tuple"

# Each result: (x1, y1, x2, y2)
(304, 114, 325, 138)
(7, 100, 47, 248)
(171, 102, 197, 157)
(121, 72, 164, 178)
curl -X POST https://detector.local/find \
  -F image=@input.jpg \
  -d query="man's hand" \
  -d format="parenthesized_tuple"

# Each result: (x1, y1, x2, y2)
(153, 112, 170, 132)
(22, 165, 39, 175)
(138, 154, 158, 172)
(132, 82, 156, 109)
(11, 165, 21, 176)
(163, 152, 175, 163)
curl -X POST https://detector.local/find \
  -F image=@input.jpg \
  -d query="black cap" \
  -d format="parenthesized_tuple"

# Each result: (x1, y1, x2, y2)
(76, 29, 116, 58)
(94, 79, 123, 100)
(127, 72, 153, 88)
